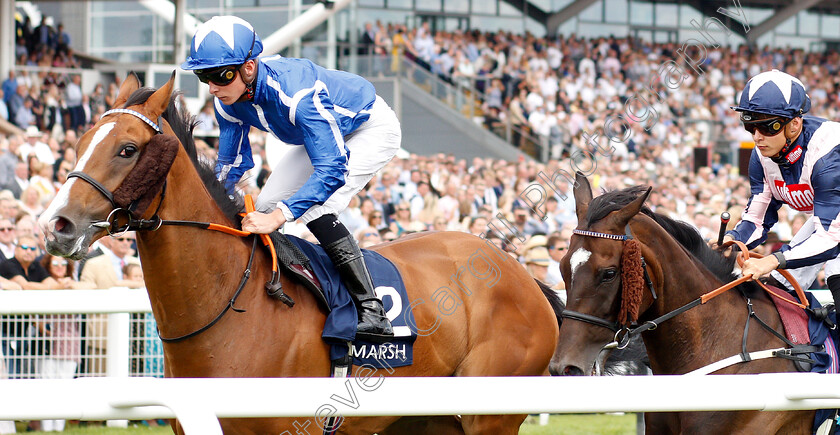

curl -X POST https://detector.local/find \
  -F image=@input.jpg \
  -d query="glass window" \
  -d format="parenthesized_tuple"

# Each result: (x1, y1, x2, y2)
(92, 2, 148, 12)
(552, 0, 573, 8)
(187, 0, 220, 8)
(798, 11, 819, 36)
(91, 15, 154, 48)
(358, 0, 384, 6)
(655, 3, 677, 28)
(388, 0, 413, 8)
(471, 16, 524, 33)
(629, 1, 652, 26)
(822, 15, 840, 38)
(679, 4, 701, 28)
(499, 1, 522, 16)
(634, 29, 652, 42)
(604, 0, 627, 23)
(742, 7, 773, 24)
(155, 18, 174, 46)
(526, 17, 546, 37)
(358, 9, 412, 28)
(100, 50, 154, 63)
(579, 22, 627, 39)
(416, 0, 440, 10)
(777, 16, 796, 34)
(781, 35, 817, 49)
(179, 75, 200, 99)
(471, 0, 497, 15)
(556, 16, 577, 37)
(235, 10, 289, 39)
(579, 1, 602, 22)
(755, 32, 774, 49)
(445, 0, 469, 14)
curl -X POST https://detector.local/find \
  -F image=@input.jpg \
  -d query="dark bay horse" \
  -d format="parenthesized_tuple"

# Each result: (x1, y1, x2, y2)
(38, 74, 559, 434)
(550, 173, 814, 434)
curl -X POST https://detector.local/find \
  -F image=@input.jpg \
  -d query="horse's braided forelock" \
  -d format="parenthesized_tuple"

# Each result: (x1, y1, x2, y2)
(619, 239, 644, 325)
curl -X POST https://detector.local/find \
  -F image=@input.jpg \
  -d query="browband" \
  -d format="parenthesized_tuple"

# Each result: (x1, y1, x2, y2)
(102, 108, 163, 134)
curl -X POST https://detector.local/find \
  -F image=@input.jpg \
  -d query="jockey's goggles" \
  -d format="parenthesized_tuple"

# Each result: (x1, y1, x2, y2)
(741, 113, 792, 137)
(193, 31, 255, 87)
(194, 65, 241, 86)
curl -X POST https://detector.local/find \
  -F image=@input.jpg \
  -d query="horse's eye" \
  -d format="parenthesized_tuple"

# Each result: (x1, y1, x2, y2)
(601, 268, 618, 282)
(119, 144, 138, 158)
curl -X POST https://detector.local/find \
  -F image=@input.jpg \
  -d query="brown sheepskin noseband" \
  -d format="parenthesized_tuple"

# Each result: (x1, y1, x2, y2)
(112, 134, 180, 216)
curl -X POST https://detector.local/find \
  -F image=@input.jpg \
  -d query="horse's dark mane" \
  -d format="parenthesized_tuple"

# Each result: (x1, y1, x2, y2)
(586, 186, 758, 289)
(123, 87, 242, 224)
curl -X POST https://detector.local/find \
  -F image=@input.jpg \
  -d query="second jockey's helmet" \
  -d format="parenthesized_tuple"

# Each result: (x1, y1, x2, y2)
(181, 16, 263, 71)
(731, 69, 810, 119)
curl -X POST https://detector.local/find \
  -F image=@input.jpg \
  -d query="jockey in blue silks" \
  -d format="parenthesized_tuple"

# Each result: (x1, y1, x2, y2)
(725, 69, 840, 314)
(181, 16, 400, 342)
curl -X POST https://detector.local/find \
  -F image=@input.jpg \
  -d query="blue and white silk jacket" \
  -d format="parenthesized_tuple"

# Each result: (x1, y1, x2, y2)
(728, 116, 840, 269)
(213, 55, 377, 219)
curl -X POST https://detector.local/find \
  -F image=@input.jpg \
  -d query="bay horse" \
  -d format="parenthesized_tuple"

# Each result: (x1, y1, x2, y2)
(38, 74, 559, 434)
(550, 172, 815, 434)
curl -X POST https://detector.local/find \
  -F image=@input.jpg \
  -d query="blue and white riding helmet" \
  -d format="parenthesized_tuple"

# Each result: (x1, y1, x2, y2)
(181, 16, 263, 71)
(731, 69, 811, 119)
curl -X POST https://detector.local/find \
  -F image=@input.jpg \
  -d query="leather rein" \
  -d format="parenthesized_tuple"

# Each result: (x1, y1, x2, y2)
(67, 108, 284, 343)
(561, 226, 810, 351)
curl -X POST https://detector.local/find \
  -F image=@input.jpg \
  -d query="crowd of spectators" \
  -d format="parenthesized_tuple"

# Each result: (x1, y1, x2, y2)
(360, 21, 840, 163)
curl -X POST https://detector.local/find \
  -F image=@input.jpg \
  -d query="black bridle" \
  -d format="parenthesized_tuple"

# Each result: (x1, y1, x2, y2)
(65, 108, 266, 343)
(560, 224, 657, 348)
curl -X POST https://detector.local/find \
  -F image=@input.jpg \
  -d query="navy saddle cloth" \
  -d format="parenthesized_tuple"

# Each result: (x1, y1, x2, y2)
(285, 235, 416, 369)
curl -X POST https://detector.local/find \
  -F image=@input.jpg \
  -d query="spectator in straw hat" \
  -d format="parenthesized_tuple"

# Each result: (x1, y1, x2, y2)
(20, 125, 53, 165)
(524, 246, 551, 284)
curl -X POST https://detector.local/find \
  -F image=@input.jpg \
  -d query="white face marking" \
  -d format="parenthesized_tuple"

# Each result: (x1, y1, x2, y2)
(569, 247, 592, 282)
(40, 122, 116, 228)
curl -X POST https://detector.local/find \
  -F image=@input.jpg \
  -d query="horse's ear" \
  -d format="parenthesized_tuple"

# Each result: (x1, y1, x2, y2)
(113, 73, 140, 109)
(574, 171, 593, 224)
(611, 186, 652, 227)
(143, 71, 176, 121)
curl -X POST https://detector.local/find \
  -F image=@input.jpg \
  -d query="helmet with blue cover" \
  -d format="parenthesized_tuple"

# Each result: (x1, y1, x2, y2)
(182, 16, 262, 71)
(732, 69, 811, 164)
(732, 69, 810, 123)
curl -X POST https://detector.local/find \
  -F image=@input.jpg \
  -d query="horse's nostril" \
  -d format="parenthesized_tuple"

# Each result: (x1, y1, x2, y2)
(563, 365, 584, 376)
(54, 217, 73, 234)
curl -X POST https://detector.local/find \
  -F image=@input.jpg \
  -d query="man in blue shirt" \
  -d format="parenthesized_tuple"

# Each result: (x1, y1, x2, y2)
(182, 16, 400, 342)
(724, 70, 840, 314)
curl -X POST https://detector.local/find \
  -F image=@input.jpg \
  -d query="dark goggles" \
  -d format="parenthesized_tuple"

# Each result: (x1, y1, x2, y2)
(195, 65, 240, 86)
(194, 31, 256, 87)
(741, 113, 792, 136)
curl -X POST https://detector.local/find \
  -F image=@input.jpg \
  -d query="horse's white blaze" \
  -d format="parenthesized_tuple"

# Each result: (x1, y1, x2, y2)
(570, 247, 591, 282)
(40, 122, 116, 228)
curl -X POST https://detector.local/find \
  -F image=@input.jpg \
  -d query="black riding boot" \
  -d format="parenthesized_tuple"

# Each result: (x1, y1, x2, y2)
(323, 235, 394, 342)
(828, 275, 840, 315)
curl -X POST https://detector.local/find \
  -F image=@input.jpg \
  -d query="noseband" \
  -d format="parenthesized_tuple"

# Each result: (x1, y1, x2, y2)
(67, 108, 166, 236)
(560, 224, 657, 347)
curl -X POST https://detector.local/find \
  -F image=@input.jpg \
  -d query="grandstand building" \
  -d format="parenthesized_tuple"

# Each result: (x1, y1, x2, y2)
(5, 0, 840, 162)
(22, 0, 840, 63)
